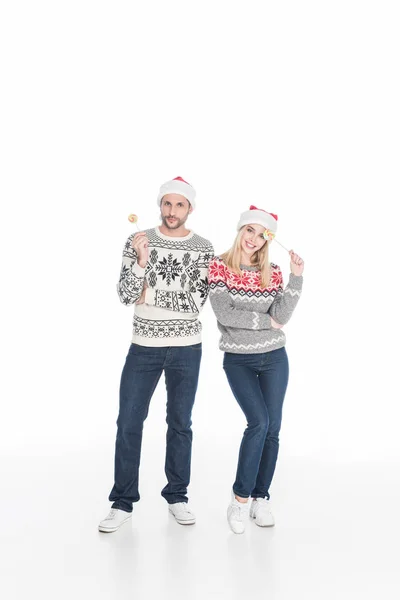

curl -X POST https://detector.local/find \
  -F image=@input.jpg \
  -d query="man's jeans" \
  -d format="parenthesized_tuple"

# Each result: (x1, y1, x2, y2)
(109, 343, 202, 512)
(223, 347, 289, 500)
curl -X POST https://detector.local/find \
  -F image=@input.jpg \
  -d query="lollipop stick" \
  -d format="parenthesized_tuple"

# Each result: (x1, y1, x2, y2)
(274, 238, 290, 253)
(128, 214, 140, 231)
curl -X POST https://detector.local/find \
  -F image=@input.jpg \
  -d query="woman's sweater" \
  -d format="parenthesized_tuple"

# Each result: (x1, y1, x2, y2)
(208, 256, 303, 354)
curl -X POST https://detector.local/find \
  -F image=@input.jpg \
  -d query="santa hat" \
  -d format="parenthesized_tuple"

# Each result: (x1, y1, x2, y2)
(237, 205, 278, 234)
(157, 176, 196, 208)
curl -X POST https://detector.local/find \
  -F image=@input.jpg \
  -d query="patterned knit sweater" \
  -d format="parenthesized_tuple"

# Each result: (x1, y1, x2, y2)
(209, 257, 303, 354)
(117, 227, 214, 347)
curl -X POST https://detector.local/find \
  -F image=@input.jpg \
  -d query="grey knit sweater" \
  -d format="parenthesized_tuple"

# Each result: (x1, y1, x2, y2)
(208, 257, 303, 354)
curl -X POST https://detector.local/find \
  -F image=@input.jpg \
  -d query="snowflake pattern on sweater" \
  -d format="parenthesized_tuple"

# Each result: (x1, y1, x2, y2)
(117, 228, 214, 347)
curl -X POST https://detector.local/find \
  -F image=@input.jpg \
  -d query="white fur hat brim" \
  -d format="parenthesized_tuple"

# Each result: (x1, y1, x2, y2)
(237, 208, 278, 234)
(157, 177, 196, 208)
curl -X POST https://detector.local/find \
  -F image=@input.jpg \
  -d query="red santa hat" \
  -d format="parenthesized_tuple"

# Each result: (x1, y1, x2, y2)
(157, 176, 196, 208)
(237, 205, 278, 234)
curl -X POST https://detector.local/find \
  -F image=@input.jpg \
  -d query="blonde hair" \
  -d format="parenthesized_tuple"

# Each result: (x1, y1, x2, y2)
(220, 227, 271, 288)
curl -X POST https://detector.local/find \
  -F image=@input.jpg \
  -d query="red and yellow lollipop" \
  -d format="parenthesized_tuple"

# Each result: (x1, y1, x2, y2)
(263, 229, 276, 242)
(262, 228, 290, 252)
(128, 213, 140, 231)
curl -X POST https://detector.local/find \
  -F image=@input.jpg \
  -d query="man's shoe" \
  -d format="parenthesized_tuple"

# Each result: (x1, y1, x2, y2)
(250, 497, 275, 527)
(227, 496, 249, 534)
(98, 508, 132, 533)
(168, 502, 196, 525)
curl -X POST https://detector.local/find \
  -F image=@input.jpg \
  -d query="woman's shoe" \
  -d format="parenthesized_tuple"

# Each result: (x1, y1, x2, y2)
(250, 497, 275, 527)
(227, 496, 249, 534)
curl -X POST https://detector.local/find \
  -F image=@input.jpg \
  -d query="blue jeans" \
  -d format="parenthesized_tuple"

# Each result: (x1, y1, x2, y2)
(223, 347, 289, 500)
(109, 343, 202, 512)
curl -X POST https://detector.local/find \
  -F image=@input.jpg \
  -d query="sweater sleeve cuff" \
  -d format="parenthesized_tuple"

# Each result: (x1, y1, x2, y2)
(145, 288, 156, 305)
(132, 262, 146, 277)
(261, 313, 272, 329)
(288, 273, 303, 290)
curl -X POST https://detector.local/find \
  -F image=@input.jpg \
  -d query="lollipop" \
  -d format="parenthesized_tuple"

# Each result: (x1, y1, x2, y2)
(263, 228, 289, 252)
(128, 213, 140, 231)
(263, 229, 275, 242)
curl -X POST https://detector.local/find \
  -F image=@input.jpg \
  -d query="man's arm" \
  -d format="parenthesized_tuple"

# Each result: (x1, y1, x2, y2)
(117, 233, 148, 305)
(144, 245, 214, 315)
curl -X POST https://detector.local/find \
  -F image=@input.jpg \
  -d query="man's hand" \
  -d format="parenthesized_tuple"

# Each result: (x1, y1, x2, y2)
(132, 232, 149, 268)
(136, 283, 148, 305)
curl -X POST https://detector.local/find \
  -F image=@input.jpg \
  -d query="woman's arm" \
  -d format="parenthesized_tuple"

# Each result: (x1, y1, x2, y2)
(209, 258, 272, 330)
(210, 284, 272, 329)
(269, 252, 304, 325)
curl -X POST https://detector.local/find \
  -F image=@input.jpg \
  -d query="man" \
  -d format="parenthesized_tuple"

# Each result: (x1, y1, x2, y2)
(99, 176, 214, 533)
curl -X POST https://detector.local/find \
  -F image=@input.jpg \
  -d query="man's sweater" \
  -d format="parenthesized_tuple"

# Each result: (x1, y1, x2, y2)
(118, 227, 214, 347)
(209, 257, 303, 354)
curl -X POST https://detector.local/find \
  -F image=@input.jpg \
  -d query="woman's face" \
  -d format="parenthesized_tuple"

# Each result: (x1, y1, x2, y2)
(240, 223, 267, 258)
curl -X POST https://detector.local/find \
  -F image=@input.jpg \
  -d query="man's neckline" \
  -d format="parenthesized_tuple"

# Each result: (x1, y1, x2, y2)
(155, 226, 194, 241)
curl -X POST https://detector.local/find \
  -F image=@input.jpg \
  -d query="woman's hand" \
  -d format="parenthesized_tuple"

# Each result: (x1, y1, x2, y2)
(132, 232, 149, 268)
(271, 318, 283, 329)
(289, 250, 304, 276)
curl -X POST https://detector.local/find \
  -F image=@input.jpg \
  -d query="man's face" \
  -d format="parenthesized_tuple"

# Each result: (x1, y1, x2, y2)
(160, 194, 192, 229)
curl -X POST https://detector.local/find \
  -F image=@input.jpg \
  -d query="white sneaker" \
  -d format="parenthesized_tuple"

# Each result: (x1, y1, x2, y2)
(98, 508, 132, 533)
(250, 497, 275, 527)
(227, 496, 249, 534)
(168, 502, 196, 525)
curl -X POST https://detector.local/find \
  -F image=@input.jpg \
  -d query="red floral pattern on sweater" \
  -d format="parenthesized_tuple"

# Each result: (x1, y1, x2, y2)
(209, 257, 283, 295)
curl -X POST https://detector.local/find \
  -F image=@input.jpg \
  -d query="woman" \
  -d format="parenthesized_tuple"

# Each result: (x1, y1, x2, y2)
(209, 205, 304, 534)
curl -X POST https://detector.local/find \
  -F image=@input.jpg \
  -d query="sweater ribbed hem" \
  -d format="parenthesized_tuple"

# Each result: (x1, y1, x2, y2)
(219, 333, 286, 354)
(131, 332, 202, 347)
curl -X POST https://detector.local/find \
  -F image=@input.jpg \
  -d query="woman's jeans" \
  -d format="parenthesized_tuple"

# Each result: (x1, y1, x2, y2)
(223, 347, 289, 500)
(109, 343, 202, 512)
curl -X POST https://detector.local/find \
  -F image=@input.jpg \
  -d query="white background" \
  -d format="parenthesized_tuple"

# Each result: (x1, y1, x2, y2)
(1, 1, 399, 599)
